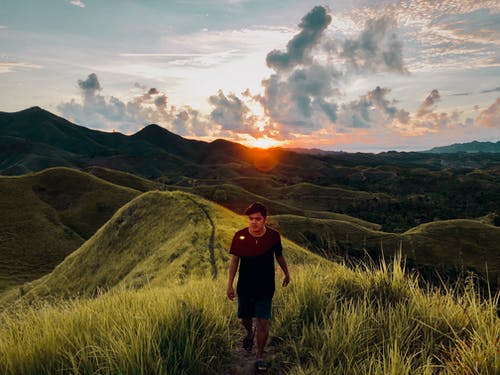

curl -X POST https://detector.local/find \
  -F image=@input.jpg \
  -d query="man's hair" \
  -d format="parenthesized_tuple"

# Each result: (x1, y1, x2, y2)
(244, 202, 268, 218)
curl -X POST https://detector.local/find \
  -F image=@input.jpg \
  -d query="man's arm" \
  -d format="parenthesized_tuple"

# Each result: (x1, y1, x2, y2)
(226, 255, 239, 300)
(276, 255, 290, 287)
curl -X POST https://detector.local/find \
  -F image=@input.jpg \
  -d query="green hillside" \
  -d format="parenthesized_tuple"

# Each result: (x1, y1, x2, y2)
(270, 215, 500, 286)
(0, 190, 498, 374)
(177, 183, 381, 230)
(0, 168, 139, 291)
(84, 166, 162, 192)
(15, 191, 322, 301)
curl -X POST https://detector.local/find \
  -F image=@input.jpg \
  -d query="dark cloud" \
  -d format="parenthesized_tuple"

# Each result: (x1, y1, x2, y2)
(258, 7, 408, 137)
(481, 87, 500, 94)
(341, 17, 406, 73)
(417, 89, 440, 117)
(338, 86, 408, 129)
(266, 5, 332, 71)
(172, 106, 211, 136)
(78, 73, 102, 97)
(154, 94, 167, 110)
(208, 90, 259, 136)
(259, 64, 341, 134)
(134, 82, 147, 90)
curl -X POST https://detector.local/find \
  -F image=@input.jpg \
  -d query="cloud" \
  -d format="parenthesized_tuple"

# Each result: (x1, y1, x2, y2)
(337, 86, 408, 129)
(208, 90, 260, 136)
(78, 73, 101, 96)
(256, 6, 408, 137)
(341, 16, 407, 73)
(266, 6, 332, 71)
(172, 106, 212, 136)
(259, 64, 341, 135)
(0, 61, 42, 74)
(58, 73, 216, 135)
(417, 89, 441, 117)
(70, 0, 86, 8)
(476, 98, 500, 127)
(481, 87, 500, 94)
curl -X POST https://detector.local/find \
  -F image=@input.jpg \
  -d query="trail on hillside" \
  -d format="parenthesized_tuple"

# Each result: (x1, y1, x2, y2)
(221, 330, 284, 375)
(186, 197, 218, 279)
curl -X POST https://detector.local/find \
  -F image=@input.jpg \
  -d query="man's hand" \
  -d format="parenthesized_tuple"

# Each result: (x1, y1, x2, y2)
(282, 274, 290, 287)
(226, 285, 236, 300)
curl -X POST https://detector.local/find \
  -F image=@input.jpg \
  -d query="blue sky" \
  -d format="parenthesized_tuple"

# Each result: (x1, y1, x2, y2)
(0, 0, 499, 151)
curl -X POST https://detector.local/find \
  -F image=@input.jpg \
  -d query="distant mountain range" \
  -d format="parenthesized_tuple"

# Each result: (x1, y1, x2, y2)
(1, 107, 499, 178)
(424, 141, 500, 153)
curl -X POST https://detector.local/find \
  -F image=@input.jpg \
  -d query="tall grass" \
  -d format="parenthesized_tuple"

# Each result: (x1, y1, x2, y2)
(0, 279, 233, 375)
(271, 255, 500, 374)
(0, 256, 498, 374)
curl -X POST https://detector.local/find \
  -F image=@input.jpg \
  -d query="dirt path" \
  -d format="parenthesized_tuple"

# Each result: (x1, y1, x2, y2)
(221, 333, 283, 375)
(186, 197, 217, 279)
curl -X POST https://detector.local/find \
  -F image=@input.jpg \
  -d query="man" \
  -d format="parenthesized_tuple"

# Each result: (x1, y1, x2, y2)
(226, 202, 290, 372)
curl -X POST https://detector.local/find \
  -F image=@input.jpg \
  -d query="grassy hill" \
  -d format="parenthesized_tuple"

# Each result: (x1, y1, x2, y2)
(0, 191, 497, 374)
(0, 167, 139, 291)
(84, 166, 163, 192)
(176, 182, 382, 231)
(12, 191, 321, 302)
(269, 215, 500, 287)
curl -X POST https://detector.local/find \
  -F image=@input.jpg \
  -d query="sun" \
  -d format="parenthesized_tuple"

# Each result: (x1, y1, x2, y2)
(248, 137, 281, 149)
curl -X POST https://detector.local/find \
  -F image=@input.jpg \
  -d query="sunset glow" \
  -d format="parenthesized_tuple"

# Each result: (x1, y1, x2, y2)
(246, 137, 282, 149)
(0, 1, 498, 151)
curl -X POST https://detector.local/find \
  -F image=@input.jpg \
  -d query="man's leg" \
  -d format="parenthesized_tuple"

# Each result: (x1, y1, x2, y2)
(241, 318, 253, 337)
(255, 318, 269, 360)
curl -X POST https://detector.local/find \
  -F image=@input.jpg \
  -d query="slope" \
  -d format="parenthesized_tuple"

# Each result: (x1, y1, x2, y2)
(178, 183, 381, 229)
(84, 166, 162, 192)
(0, 167, 139, 291)
(270, 215, 500, 286)
(18, 191, 323, 301)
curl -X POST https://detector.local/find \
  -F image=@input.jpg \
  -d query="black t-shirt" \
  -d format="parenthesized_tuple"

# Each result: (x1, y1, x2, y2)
(229, 226, 283, 298)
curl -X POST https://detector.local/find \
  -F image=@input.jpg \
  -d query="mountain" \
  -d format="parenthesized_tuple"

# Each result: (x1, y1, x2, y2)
(2, 107, 500, 233)
(0, 167, 139, 292)
(425, 140, 500, 153)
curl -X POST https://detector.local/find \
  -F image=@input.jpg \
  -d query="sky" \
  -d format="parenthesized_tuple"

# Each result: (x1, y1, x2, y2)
(0, 0, 499, 152)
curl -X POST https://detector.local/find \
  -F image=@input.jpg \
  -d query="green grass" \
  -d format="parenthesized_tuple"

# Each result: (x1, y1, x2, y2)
(177, 182, 381, 229)
(5, 190, 320, 303)
(0, 257, 498, 374)
(84, 166, 163, 192)
(0, 189, 498, 374)
(0, 279, 233, 375)
(271, 258, 499, 374)
(269, 215, 500, 285)
(0, 167, 139, 291)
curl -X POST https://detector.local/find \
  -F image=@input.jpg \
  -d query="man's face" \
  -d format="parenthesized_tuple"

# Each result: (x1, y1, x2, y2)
(248, 212, 267, 233)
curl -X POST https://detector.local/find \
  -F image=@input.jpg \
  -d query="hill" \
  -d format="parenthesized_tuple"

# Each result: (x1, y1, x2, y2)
(2, 107, 500, 233)
(269, 215, 500, 288)
(0, 107, 194, 177)
(0, 167, 139, 292)
(84, 166, 162, 192)
(425, 140, 500, 153)
(12, 191, 322, 301)
(174, 182, 382, 229)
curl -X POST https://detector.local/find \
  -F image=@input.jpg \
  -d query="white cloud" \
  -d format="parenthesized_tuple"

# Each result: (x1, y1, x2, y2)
(69, 0, 86, 8)
(0, 61, 42, 74)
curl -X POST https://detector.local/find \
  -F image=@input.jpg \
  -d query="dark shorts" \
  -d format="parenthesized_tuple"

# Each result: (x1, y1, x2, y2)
(237, 296, 273, 319)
